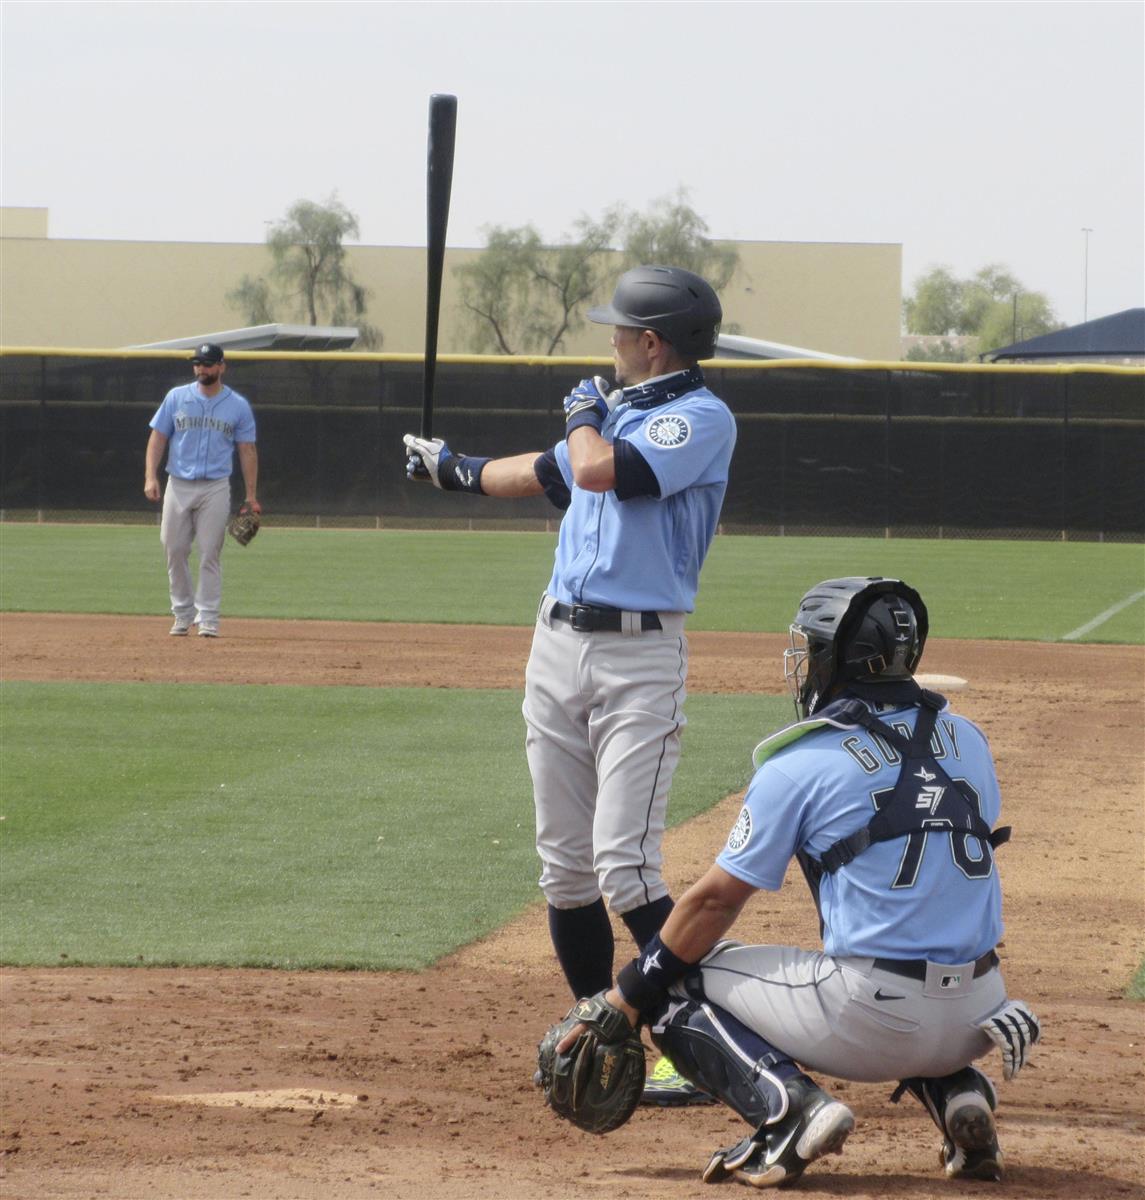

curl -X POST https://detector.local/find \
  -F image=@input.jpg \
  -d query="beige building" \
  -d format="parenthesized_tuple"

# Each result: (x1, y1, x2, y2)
(0, 207, 901, 359)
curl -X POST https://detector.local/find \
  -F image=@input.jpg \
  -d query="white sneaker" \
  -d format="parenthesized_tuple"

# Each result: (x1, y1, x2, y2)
(197, 624, 219, 638)
(169, 618, 193, 637)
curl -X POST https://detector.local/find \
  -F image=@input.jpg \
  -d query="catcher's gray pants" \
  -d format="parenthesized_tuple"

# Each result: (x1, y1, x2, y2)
(524, 595, 688, 916)
(692, 941, 1006, 1082)
(160, 476, 231, 626)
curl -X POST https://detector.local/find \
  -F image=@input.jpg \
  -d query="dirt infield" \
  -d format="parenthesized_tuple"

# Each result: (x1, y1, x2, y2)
(1, 614, 1143, 1200)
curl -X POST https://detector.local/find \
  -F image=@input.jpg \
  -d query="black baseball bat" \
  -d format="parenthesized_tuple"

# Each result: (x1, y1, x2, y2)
(422, 93, 457, 440)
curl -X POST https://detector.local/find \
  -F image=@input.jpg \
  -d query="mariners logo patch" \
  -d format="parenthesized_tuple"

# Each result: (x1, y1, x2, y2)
(645, 414, 691, 448)
(727, 806, 752, 853)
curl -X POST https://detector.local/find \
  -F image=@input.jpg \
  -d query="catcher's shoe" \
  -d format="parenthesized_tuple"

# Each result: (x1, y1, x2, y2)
(702, 1076, 854, 1189)
(169, 617, 193, 636)
(902, 1067, 1003, 1183)
(642, 1055, 717, 1107)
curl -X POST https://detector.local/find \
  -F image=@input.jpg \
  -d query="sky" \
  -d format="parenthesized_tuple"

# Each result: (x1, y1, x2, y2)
(2, 0, 1142, 329)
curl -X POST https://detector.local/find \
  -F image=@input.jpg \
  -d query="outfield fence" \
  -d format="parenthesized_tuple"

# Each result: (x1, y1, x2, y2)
(2, 349, 1142, 540)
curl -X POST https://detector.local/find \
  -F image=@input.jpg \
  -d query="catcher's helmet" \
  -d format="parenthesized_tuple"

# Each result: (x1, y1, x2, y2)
(784, 577, 928, 718)
(587, 266, 722, 360)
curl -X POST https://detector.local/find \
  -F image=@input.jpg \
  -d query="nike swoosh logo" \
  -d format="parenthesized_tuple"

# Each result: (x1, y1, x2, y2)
(874, 989, 906, 1001)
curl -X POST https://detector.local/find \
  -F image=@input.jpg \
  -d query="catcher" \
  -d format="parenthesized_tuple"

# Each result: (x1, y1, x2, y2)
(538, 577, 1040, 1187)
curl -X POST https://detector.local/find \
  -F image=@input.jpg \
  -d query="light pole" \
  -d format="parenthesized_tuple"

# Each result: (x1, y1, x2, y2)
(1082, 227, 1094, 322)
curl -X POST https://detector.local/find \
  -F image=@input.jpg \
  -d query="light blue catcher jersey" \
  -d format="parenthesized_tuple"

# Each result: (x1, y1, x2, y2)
(547, 385, 736, 612)
(150, 384, 256, 481)
(717, 702, 1004, 963)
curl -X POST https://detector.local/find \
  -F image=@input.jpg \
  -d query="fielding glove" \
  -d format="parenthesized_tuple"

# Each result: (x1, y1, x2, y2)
(226, 502, 261, 547)
(535, 991, 646, 1135)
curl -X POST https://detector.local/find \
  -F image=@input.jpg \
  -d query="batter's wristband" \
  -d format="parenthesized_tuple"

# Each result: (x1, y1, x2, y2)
(616, 933, 693, 1017)
(440, 455, 490, 494)
(564, 410, 604, 436)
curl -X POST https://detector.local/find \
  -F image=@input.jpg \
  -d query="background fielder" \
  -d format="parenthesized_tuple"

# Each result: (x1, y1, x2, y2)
(560, 577, 1040, 1187)
(144, 343, 259, 638)
(403, 266, 736, 1101)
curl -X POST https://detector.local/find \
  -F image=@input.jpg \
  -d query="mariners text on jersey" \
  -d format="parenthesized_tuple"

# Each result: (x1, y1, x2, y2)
(173, 413, 237, 437)
(149, 383, 256, 481)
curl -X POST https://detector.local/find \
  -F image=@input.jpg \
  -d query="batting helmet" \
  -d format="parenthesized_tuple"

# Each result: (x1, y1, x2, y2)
(587, 266, 723, 359)
(784, 577, 928, 718)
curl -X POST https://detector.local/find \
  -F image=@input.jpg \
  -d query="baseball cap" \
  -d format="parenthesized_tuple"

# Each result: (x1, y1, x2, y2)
(190, 343, 225, 365)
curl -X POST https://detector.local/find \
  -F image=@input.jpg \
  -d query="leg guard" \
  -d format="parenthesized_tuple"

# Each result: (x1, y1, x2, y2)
(650, 997, 794, 1129)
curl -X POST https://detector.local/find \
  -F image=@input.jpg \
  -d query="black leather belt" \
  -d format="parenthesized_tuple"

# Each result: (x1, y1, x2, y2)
(873, 949, 998, 982)
(550, 602, 662, 633)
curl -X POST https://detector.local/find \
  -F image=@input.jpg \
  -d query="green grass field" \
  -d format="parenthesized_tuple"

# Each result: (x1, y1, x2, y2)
(0, 682, 778, 968)
(1, 524, 1141, 973)
(1, 524, 1143, 641)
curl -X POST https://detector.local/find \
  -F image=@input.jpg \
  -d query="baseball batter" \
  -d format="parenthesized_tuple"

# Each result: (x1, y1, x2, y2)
(144, 343, 259, 638)
(566, 577, 1040, 1186)
(403, 267, 736, 1098)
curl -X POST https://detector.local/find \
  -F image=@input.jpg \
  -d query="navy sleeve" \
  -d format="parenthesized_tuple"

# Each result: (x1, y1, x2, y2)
(533, 450, 571, 511)
(613, 440, 661, 501)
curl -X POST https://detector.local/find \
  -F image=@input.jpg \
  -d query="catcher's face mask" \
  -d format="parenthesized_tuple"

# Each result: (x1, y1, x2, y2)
(783, 625, 812, 718)
(784, 625, 835, 719)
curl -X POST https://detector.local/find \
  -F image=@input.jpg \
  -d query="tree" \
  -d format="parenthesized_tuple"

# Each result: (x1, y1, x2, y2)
(619, 189, 738, 291)
(901, 266, 964, 338)
(227, 195, 380, 349)
(903, 264, 1062, 359)
(903, 338, 975, 364)
(455, 193, 740, 355)
(456, 211, 621, 355)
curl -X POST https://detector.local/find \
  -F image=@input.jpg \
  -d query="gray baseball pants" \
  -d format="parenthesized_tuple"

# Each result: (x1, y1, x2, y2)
(160, 476, 231, 626)
(524, 594, 689, 916)
(691, 940, 1006, 1082)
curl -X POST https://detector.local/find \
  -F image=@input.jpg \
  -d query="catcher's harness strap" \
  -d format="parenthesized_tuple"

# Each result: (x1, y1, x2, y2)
(817, 688, 1011, 875)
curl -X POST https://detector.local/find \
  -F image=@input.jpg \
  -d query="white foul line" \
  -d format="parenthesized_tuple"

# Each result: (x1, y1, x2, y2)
(1062, 589, 1145, 641)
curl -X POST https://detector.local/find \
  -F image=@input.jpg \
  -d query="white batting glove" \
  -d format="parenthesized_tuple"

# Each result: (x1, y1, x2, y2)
(977, 999, 1041, 1081)
(403, 433, 453, 488)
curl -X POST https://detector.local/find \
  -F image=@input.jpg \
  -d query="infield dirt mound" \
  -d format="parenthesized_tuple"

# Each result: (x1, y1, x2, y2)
(1, 614, 1142, 1200)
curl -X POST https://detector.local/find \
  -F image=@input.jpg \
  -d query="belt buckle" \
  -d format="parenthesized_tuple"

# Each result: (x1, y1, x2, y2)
(570, 603, 595, 632)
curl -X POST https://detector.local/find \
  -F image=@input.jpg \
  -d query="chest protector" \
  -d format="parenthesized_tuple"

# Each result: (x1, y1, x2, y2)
(816, 687, 1011, 875)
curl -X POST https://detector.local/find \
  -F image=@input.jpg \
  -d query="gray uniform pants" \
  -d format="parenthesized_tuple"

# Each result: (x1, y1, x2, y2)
(524, 595, 689, 915)
(160, 476, 231, 625)
(693, 940, 1005, 1082)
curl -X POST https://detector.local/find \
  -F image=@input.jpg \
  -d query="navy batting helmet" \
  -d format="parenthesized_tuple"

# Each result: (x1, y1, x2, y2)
(784, 577, 928, 718)
(587, 266, 722, 359)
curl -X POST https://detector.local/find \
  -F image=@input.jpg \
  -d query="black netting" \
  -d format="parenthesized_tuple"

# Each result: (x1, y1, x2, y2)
(1, 354, 1141, 540)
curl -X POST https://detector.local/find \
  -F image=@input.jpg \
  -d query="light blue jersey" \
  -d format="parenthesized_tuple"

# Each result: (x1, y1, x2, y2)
(150, 384, 256, 480)
(547, 384, 736, 612)
(717, 702, 1003, 963)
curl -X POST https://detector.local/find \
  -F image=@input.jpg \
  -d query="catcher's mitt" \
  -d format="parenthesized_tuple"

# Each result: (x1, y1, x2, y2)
(227, 502, 260, 547)
(535, 991, 646, 1135)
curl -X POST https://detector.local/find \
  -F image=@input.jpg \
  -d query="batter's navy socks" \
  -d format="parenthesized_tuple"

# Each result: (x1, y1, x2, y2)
(547, 900, 614, 998)
(702, 1076, 854, 1188)
(621, 894, 675, 951)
